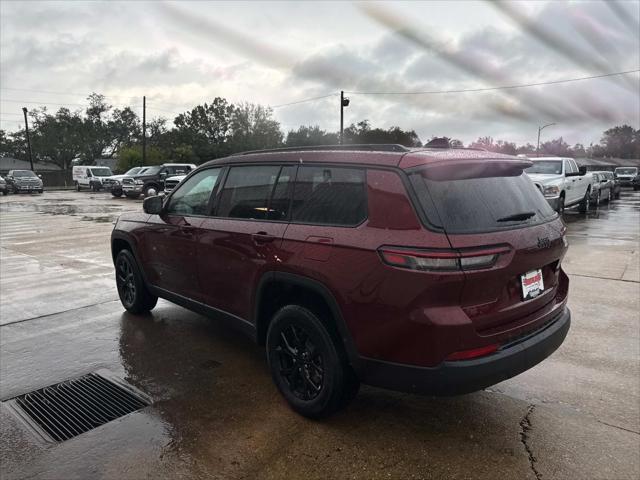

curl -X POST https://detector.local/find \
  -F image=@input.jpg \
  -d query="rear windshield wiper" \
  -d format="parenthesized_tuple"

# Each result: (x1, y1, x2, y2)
(496, 212, 536, 222)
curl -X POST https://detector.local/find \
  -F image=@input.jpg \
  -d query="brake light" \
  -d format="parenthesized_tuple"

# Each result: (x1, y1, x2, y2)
(378, 246, 508, 272)
(445, 344, 499, 361)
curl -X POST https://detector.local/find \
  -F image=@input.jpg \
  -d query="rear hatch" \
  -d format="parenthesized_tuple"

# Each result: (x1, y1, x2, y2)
(408, 158, 567, 334)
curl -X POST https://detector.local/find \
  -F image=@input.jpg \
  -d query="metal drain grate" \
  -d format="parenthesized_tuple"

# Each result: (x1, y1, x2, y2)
(8, 373, 149, 442)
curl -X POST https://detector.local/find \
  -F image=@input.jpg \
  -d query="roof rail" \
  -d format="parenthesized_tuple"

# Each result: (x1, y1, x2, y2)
(231, 144, 411, 156)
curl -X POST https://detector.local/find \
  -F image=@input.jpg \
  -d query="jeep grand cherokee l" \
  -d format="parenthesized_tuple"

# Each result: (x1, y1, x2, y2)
(111, 145, 571, 418)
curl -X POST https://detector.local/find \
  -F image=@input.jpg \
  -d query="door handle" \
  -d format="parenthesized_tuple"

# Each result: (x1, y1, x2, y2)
(252, 231, 275, 244)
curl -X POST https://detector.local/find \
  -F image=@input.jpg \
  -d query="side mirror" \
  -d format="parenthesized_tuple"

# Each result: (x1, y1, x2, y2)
(160, 172, 167, 178)
(143, 195, 163, 215)
(38, 174, 42, 179)
(578, 166, 587, 175)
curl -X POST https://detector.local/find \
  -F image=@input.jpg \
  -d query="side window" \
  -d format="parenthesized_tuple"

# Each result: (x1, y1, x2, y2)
(166, 168, 221, 216)
(86, 168, 92, 177)
(568, 160, 578, 173)
(268, 166, 296, 221)
(292, 166, 366, 226)
(563, 160, 572, 174)
(216, 165, 280, 220)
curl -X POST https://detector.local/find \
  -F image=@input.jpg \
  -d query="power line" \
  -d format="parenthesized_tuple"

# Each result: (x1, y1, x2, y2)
(0, 99, 142, 108)
(345, 69, 640, 95)
(271, 93, 338, 109)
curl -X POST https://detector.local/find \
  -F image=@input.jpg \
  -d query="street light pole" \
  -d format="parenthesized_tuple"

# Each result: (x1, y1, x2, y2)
(537, 122, 556, 156)
(22, 107, 34, 171)
(340, 91, 350, 145)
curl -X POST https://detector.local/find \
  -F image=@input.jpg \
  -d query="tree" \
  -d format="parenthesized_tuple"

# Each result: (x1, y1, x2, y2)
(173, 97, 235, 160)
(29, 108, 85, 171)
(286, 125, 339, 146)
(343, 120, 422, 147)
(540, 137, 572, 157)
(229, 103, 283, 152)
(599, 125, 638, 159)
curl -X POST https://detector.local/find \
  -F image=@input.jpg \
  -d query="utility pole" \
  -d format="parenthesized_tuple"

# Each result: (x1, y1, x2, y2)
(340, 91, 350, 145)
(537, 122, 556, 156)
(22, 107, 34, 171)
(142, 96, 147, 166)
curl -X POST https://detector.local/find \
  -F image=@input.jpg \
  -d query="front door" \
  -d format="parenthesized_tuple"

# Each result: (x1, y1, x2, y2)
(141, 167, 222, 301)
(197, 164, 295, 321)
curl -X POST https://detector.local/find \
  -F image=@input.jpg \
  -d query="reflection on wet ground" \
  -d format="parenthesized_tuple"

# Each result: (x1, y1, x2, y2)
(0, 190, 638, 479)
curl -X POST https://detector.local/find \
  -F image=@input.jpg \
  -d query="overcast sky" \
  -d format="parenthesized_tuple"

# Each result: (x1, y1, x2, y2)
(1, 0, 639, 146)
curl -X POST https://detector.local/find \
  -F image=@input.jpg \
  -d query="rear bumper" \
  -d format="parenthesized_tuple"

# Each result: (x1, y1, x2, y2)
(358, 306, 570, 395)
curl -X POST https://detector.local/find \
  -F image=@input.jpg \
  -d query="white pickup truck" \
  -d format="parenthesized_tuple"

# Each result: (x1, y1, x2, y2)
(525, 157, 593, 214)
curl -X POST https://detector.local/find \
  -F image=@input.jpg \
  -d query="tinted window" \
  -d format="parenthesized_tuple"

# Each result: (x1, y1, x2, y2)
(268, 166, 295, 221)
(216, 165, 280, 220)
(167, 168, 221, 216)
(292, 166, 366, 226)
(410, 172, 556, 234)
(525, 161, 562, 175)
(13, 170, 37, 177)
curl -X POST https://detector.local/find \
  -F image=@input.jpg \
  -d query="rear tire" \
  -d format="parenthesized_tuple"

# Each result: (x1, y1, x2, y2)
(2, 190, 7, 196)
(76, 182, 81, 191)
(115, 249, 158, 314)
(111, 190, 123, 198)
(266, 305, 359, 418)
(591, 190, 600, 207)
(143, 185, 158, 197)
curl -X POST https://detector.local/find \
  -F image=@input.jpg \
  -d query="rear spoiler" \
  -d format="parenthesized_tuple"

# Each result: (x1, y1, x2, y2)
(411, 159, 533, 181)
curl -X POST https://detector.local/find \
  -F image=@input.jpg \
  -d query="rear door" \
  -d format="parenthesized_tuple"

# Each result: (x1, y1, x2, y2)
(409, 160, 567, 333)
(197, 164, 294, 320)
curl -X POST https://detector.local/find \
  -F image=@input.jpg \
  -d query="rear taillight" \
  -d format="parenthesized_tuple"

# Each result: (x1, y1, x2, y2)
(445, 344, 499, 361)
(378, 246, 509, 272)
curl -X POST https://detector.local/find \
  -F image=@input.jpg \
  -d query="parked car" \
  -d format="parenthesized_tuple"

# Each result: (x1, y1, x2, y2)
(5, 170, 44, 194)
(111, 144, 571, 418)
(120, 163, 196, 198)
(588, 172, 612, 206)
(594, 171, 621, 199)
(614, 167, 639, 188)
(72, 165, 114, 191)
(104, 167, 150, 197)
(0, 175, 7, 195)
(632, 174, 640, 191)
(163, 174, 186, 194)
(525, 157, 591, 213)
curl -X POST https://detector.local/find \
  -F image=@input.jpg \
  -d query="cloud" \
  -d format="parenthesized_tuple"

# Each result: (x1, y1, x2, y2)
(0, 0, 638, 146)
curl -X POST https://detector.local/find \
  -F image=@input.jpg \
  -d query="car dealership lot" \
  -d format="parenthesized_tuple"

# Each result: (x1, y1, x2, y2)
(1, 191, 638, 479)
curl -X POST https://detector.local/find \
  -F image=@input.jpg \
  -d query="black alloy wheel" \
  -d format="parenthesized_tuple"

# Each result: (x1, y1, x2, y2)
(267, 305, 359, 418)
(275, 323, 325, 401)
(115, 250, 157, 314)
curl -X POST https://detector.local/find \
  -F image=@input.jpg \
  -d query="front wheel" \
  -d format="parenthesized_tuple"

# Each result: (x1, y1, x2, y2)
(143, 185, 158, 197)
(2, 190, 7, 196)
(115, 249, 158, 314)
(111, 189, 123, 198)
(266, 305, 359, 418)
(556, 195, 565, 215)
(76, 182, 81, 191)
(578, 190, 590, 213)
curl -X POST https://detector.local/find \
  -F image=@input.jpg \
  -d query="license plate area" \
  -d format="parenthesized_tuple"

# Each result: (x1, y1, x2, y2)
(521, 269, 544, 300)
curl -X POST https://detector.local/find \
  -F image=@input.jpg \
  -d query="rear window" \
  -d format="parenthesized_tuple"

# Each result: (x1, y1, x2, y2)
(615, 168, 638, 175)
(409, 172, 557, 234)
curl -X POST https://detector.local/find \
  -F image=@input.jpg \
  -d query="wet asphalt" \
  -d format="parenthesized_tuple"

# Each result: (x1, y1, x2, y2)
(0, 189, 638, 480)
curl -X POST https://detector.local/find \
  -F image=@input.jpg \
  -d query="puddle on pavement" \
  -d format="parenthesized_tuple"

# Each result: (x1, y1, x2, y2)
(81, 215, 117, 223)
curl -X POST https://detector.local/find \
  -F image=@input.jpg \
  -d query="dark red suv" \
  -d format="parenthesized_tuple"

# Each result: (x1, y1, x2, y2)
(111, 144, 571, 417)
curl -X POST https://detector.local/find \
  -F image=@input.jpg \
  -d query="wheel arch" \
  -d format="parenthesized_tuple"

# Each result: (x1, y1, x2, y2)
(254, 272, 361, 370)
